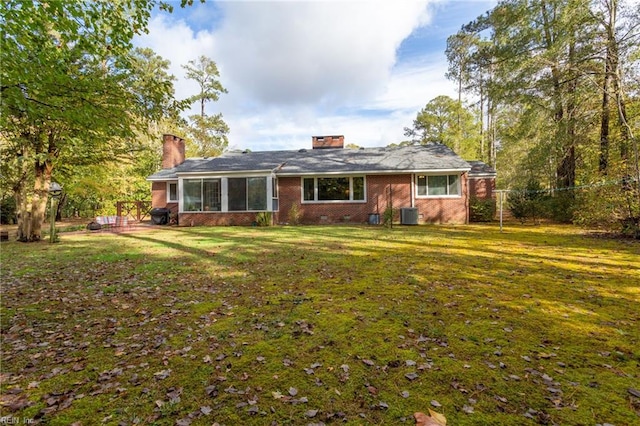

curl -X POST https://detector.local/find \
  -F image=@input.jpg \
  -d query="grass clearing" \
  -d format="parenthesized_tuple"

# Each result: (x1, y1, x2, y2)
(1, 224, 639, 425)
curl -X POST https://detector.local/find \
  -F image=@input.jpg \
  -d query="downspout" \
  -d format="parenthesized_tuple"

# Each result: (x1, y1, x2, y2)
(411, 173, 415, 208)
(272, 162, 286, 223)
(465, 171, 469, 224)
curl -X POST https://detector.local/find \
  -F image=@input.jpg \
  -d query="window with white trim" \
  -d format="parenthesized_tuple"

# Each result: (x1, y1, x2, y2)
(167, 182, 178, 202)
(184, 179, 221, 211)
(416, 174, 460, 197)
(302, 176, 365, 202)
(228, 177, 267, 211)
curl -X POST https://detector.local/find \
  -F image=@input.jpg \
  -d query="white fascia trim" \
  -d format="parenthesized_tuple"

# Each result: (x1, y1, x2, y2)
(176, 170, 273, 177)
(147, 176, 178, 182)
(277, 168, 470, 177)
(469, 174, 498, 179)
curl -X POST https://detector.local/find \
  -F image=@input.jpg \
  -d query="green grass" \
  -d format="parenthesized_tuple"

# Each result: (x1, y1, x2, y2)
(1, 224, 638, 425)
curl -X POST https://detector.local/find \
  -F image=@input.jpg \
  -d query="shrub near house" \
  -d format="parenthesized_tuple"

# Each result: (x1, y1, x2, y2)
(148, 135, 496, 226)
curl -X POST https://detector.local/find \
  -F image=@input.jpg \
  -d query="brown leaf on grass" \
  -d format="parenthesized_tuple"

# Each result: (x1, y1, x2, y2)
(414, 410, 447, 426)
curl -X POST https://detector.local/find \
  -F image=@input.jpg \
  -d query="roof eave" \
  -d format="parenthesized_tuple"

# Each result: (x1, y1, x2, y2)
(276, 167, 471, 177)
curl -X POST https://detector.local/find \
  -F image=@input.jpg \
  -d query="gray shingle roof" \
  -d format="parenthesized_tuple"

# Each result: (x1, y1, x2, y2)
(468, 160, 497, 177)
(147, 143, 471, 180)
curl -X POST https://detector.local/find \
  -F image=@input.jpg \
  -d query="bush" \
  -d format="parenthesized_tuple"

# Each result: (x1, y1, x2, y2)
(255, 211, 272, 227)
(469, 197, 496, 222)
(287, 203, 301, 225)
(507, 180, 550, 224)
(0, 196, 17, 224)
(574, 177, 639, 237)
(383, 206, 397, 227)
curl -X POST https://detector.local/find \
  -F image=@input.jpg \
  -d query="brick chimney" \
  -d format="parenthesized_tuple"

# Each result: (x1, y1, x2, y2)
(162, 134, 185, 169)
(312, 135, 344, 149)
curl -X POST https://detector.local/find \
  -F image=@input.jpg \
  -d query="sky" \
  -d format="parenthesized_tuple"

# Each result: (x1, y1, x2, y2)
(136, 0, 497, 151)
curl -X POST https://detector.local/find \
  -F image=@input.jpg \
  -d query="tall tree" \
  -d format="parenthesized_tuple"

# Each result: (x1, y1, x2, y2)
(0, 0, 191, 241)
(182, 56, 229, 157)
(404, 95, 480, 160)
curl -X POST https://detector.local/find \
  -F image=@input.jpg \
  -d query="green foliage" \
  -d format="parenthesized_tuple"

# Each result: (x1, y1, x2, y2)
(255, 211, 272, 227)
(185, 113, 229, 158)
(0, 0, 188, 240)
(287, 203, 302, 225)
(182, 56, 229, 157)
(507, 180, 550, 224)
(469, 197, 496, 222)
(404, 95, 480, 160)
(574, 177, 640, 237)
(0, 196, 17, 224)
(383, 206, 397, 227)
(446, 0, 640, 229)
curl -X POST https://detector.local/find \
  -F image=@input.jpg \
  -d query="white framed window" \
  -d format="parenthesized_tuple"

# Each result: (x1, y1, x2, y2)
(302, 176, 365, 202)
(183, 178, 222, 212)
(181, 176, 270, 212)
(167, 182, 178, 202)
(416, 174, 460, 197)
(228, 177, 267, 211)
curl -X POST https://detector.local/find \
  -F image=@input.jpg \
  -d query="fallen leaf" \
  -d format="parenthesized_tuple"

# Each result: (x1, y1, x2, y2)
(405, 372, 419, 381)
(428, 409, 447, 425)
(305, 409, 318, 418)
(628, 388, 640, 398)
(289, 387, 298, 396)
(153, 369, 171, 380)
(414, 410, 447, 426)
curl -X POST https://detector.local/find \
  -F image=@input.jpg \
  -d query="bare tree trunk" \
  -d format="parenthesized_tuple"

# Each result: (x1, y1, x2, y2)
(599, 45, 611, 173)
(479, 84, 485, 162)
(28, 163, 50, 242)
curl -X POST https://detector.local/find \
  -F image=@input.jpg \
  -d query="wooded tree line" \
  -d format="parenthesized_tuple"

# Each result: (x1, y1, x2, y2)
(442, 0, 640, 229)
(0, 0, 227, 241)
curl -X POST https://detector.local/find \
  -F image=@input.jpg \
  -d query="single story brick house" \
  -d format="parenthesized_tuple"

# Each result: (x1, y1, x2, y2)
(147, 134, 496, 226)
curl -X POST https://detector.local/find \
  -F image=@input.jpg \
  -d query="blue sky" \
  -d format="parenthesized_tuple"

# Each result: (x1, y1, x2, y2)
(137, 0, 496, 151)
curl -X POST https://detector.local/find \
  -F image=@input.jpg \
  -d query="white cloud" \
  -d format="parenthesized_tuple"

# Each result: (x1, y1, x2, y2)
(213, 1, 432, 106)
(136, 0, 461, 151)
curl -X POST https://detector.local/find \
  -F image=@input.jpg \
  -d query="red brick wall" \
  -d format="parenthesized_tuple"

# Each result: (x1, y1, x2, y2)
(276, 174, 468, 225)
(179, 212, 258, 226)
(414, 172, 468, 224)
(312, 135, 344, 149)
(162, 134, 185, 169)
(151, 182, 167, 208)
(469, 177, 495, 199)
(153, 173, 471, 226)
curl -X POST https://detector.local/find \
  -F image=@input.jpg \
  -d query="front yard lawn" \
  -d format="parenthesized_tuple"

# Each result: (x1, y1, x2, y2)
(1, 224, 638, 425)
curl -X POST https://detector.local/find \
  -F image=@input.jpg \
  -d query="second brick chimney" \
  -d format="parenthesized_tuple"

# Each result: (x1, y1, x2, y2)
(162, 134, 186, 169)
(312, 135, 344, 149)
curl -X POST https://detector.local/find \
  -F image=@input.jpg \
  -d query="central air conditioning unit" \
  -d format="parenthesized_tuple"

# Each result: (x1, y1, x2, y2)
(400, 207, 419, 225)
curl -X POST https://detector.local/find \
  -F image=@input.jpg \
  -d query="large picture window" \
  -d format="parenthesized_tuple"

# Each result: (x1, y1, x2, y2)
(416, 174, 460, 197)
(228, 177, 267, 211)
(302, 176, 365, 202)
(184, 179, 221, 211)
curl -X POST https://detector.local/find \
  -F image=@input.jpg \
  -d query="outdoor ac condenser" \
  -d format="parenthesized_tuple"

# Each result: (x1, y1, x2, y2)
(400, 207, 419, 225)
